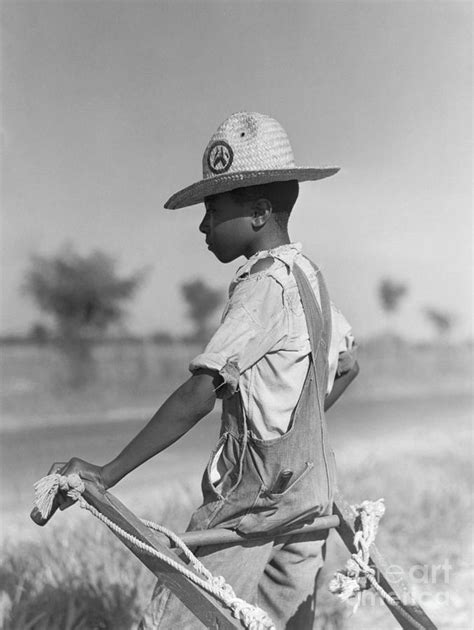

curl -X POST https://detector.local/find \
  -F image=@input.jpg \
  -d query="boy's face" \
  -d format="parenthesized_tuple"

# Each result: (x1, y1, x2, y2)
(199, 192, 255, 263)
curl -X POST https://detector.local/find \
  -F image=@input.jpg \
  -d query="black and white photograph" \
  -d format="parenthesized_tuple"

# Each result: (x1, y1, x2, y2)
(1, 1, 472, 629)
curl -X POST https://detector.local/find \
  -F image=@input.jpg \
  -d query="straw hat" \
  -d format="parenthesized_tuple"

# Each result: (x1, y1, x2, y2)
(164, 112, 339, 209)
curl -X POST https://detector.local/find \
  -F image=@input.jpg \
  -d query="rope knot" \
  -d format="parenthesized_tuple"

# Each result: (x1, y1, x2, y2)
(328, 571, 363, 601)
(33, 473, 85, 519)
(230, 597, 275, 630)
(208, 575, 236, 604)
(329, 498, 385, 612)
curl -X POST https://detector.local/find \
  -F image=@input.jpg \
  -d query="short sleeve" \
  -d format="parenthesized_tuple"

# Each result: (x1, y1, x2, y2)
(189, 274, 288, 398)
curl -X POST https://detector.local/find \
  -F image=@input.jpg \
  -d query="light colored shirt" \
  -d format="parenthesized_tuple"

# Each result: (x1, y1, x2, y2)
(190, 243, 355, 441)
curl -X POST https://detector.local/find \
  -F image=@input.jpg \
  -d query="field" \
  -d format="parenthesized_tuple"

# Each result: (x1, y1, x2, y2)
(0, 342, 472, 629)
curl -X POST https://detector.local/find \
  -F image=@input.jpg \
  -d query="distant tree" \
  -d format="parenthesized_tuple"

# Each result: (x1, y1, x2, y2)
(28, 322, 51, 345)
(378, 278, 409, 315)
(24, 246, 145, 385)
(151, 331, 175, 345)
(424, 308, 455, 339)
(181, 278, 223, 342)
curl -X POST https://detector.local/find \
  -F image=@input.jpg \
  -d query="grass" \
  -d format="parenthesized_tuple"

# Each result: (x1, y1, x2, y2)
(0, 521, 152, 630)
(319, 434, 472, 630)
(0, 481, 197, 630)
(1, 436, 471, 630)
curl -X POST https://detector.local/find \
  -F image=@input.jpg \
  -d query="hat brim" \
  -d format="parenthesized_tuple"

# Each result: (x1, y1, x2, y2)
(164, 167, 340, 209)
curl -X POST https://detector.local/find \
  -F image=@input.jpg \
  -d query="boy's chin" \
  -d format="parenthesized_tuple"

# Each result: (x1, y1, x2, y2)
(213, 252, 236, 264)
(210, 247, 239, 264)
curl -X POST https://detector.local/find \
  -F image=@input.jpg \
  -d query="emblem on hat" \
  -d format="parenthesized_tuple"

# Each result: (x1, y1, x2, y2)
(207, 141, 234, 175)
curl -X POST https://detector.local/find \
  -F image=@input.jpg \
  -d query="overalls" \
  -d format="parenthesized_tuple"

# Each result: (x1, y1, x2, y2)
(188, 260, 336, 534)
(139, 261, 337, 629)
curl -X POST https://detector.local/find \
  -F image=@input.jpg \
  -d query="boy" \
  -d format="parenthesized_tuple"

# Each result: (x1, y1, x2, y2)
(60, 112, 359, 629)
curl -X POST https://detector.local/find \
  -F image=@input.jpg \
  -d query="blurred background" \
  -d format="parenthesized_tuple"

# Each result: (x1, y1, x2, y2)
(0, 1, 472, 629)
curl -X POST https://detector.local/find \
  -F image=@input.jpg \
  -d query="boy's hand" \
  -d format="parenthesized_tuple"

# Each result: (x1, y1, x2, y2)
(336, 347, 358, 376)
(57, 457, 107, 510)
(325, 361, 360, 412)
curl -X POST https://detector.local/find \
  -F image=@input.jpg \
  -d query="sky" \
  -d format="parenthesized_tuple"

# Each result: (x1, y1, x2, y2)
(1, 0, 472, 340)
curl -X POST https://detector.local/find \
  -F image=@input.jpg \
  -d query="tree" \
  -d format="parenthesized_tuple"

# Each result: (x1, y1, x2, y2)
(376, 278, 409, 354)
(24, 246, 145, 385)
(424, 307, 455, 339)
(28, 322, 51, 345)
(378, 278, 409, 315)
(181, 278, 223, 342)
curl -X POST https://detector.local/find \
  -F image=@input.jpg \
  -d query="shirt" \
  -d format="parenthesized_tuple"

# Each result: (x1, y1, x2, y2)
(190, 243, 355, 441)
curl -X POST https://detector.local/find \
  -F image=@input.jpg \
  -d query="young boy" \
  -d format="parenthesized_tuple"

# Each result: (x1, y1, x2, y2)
(60, 112, 359, 629)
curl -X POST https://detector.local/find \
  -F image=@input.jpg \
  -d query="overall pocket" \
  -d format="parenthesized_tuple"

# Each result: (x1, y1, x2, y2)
(235, 461, 316, 534)
(202, 432, 229, 500)
(266, 461, 314, 498)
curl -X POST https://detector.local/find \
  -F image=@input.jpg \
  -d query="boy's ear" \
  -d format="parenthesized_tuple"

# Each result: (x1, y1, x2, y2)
(251, 198, 272, 228)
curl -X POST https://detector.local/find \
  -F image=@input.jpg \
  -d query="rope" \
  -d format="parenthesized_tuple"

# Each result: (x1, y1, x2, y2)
(328, 499, 426, 630)
(33, 474, 275, 630)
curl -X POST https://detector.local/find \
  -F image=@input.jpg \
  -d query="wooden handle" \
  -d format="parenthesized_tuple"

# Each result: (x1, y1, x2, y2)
(30, 462, 66, 526)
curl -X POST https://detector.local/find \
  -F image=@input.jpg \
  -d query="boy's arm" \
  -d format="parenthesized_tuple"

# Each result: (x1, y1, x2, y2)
(324, 361, 359, 412)
(59, 369, 219, 492)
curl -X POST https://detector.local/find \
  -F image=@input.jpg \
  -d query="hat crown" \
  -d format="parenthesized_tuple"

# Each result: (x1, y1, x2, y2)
(202, 112, 296, 180)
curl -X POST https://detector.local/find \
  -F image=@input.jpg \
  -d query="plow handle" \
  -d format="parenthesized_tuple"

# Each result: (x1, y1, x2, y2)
(30, 462, 66, 526)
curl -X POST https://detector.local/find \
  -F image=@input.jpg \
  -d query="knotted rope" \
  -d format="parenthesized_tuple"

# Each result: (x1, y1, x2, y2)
(329, 499, 385, 609)
(328, 499, 426, 630)
(33, 473, 275, 630)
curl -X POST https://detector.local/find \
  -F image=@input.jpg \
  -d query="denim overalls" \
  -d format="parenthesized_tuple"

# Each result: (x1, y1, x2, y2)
(189, 260, 336, 535)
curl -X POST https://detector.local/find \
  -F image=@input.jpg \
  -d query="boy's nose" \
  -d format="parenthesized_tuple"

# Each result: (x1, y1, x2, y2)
(199, 213, 209, 235)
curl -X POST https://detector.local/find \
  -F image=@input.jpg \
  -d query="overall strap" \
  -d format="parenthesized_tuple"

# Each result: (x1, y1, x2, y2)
(308, 260, 332, 352)
(293, 262, 332, 360)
